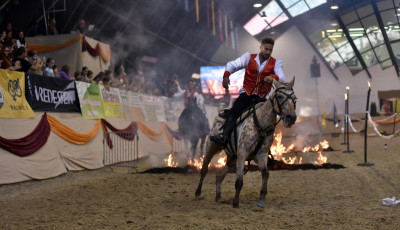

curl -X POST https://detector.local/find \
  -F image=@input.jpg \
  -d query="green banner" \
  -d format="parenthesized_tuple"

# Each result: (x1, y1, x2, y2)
(76, 82, 105, 119)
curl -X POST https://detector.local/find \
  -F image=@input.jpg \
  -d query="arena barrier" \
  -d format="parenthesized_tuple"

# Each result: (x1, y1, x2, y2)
(103, 131, 139, 170)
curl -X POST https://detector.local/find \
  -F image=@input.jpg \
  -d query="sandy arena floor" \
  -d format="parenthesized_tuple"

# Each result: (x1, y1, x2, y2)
(1, 133, 400, 230)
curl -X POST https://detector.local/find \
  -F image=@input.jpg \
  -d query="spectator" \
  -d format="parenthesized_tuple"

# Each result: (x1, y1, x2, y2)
(4, 31, 15, 48)
(0, 45, 13, 69)
(53, 65, 59, 77)
(48, 18, 59, 35)
(75, 19, 86, 34)
(0, 31, 6, 47)
(43, 58, 55, 77)
(58, 65, 74, 80)
(98, 70, 112, 86)
(87, 70, 93, 83)
(15, 31, 26, 48)
(27, 49, 44, 75)
(81, 66, 89, 81)
(93, 71, 105, 83)
(12, 46, 31, 73)
(74, 70, 83, 81)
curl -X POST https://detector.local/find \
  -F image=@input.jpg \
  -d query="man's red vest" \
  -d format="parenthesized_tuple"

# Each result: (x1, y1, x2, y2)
(243, 54, 279, 98)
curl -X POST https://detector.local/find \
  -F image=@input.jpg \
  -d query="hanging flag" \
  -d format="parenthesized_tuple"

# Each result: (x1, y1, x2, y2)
(224, 15, 229, 47)
(218, 9, 224, 41)
(212, 0, 216, 35)
(196, 0, 199, 22)
(230, 20, 234, 49)
(333, 102, 338, 127)
(234, 27, 239, 52)
(184, 0, 189, 12)
(207, 0, 210, 28)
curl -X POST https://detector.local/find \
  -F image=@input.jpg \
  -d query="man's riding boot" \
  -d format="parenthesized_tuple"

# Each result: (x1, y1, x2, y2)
(210, 115, 235, 146)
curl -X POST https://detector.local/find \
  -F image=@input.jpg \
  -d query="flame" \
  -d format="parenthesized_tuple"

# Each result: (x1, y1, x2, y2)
(368, 81, 370, 88)
(270, 131, 330, 166)
(346, 86, 349, 90)
(344, 93, 347, 100)
(164, 152, 178, 167)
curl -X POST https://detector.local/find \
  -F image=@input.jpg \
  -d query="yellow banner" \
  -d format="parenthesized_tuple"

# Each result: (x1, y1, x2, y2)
(0, 69, 35, 118)
(99, 85, 124, 117)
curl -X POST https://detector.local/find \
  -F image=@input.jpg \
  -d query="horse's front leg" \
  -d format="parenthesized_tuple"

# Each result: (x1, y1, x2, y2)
(254, 151, 270, 208)
(233, 155, 246, 208)
(215, 155, 236, 202)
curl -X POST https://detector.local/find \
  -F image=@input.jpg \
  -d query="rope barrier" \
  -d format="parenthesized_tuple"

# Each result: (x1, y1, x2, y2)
(346, 115, 364, 133)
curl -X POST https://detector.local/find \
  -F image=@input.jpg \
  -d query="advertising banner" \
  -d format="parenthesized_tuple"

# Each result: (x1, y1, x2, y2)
(99, 85, 124, 117)
(76, 82, 105, 119)
(0, 69, 35, 118)
(25, 74, 80, 112)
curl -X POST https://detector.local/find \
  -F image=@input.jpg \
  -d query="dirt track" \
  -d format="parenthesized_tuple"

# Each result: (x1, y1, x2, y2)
(1, 134, 400, 229)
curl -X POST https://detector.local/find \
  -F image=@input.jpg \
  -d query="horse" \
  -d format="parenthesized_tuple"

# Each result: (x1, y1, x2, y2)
(178, 99, 210, 159)
(195, 77, 297, 208)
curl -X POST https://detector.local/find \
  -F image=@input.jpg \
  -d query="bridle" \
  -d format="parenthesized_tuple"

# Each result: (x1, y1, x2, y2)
(269, 85, 297, 123)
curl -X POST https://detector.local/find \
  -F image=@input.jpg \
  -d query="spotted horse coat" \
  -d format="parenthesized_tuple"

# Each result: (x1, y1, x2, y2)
(195, 78, 297, 208)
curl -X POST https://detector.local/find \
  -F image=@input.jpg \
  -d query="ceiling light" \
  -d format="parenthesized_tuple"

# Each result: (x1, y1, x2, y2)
(253, 3, 262, 8)
(330, 1, 338, 10)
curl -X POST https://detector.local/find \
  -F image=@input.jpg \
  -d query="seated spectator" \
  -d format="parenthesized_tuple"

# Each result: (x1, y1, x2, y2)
(87, 70, 94, 83)
(12, 46, 31, 73)
(93, 71, 105, 83)
(58, 65, 74, 80)
(0, 31, 6, 47)
(74, 71, 84, 81)
(48, 18, 59, 35)
(4, 31, 15, 48)
(43, 58, 55, 77)
(75, 19, 86, 34)
(27, 49, 44, 75)
(98, 70, 112, 86)
(53, 65, 59, 77)
(15, 31, 26, 48)
(0, 45, 13, 69)
(81, 66, 89, 81)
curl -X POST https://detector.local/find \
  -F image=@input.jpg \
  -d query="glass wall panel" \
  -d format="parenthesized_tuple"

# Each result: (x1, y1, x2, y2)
(269, 12, 289, 27)
(380, 59, 392, 69)
(288, 1, 309, 17)
(353, 36, 372, 53)
(391, 41, 400, 65)
(356, 4, 374, 18)
(304, 0, 326, 9)
(329, 36, 348, 49)
(387, 25, 400, 41)
(280, 0, 299, 8)
(260, 1, 283, 24)
(325, 51, 343, 69)
(337, 43, 355, 61)
(374, 44, 390, 62)
(362, 14, 380, 32)
(342, 10, 358, 25)
(380, 9, 398, 26)
(377, 0, 393, 11)
(316, 38, 335, 56)
(361, 50, 378, 67)
(367, 31, 384, 47)
(309, 29, 323, 44)
(346, 57, 363, 75)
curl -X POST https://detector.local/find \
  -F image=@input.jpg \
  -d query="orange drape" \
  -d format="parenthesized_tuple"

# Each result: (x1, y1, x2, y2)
(136, 121, 173, 145)
(27, 35, 83, 53)
(372, 116, 400, 125)
(98, 43, 111, 63)
(47, 114, 101, 145)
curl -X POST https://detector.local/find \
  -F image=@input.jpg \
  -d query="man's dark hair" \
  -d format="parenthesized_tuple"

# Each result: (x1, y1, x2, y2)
(261, 37, 275, 45)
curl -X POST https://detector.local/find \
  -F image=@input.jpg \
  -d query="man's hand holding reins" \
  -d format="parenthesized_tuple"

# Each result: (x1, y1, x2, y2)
(264, 75, 273, 84)
(223, 77, 230, 90)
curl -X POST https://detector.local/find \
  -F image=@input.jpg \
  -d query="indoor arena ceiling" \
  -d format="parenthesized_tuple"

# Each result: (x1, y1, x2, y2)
(1, 0, 398, 80)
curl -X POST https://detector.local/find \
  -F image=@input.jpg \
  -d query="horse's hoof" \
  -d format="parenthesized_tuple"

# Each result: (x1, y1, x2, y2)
(233, 202, 239, 208)
(256, 199, 266, 208)
(195, 189, 201, 197)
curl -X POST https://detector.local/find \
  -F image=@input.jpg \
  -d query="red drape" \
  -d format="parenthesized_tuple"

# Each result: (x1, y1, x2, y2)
(81, 36, 100, 56)
(101, 120, 138, 148)
(0, 113, 50, 157)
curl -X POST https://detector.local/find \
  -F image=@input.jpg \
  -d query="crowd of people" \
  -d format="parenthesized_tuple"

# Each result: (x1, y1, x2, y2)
(0, 21, 227, 109)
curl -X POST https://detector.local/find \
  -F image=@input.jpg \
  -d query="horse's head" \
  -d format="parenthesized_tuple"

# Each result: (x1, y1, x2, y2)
(270, 77, 297, 128)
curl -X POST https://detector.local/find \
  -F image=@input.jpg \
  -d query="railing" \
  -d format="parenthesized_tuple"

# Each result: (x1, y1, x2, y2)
(103, 131, 139, 171)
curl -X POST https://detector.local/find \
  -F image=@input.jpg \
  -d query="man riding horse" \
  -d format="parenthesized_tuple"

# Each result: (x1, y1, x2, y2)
(173, 79, 210, 158)
(210, 37, 286, 146)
